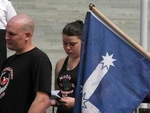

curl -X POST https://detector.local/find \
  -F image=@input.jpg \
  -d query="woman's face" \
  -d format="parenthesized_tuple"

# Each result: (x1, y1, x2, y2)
(62, 34, 81, 58)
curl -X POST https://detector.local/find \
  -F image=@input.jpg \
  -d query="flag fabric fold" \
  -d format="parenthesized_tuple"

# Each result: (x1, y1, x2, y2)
(74, 11, 150, 113)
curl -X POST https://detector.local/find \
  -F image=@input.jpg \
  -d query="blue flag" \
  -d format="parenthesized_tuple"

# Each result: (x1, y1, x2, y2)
(74, 11, 150, 113)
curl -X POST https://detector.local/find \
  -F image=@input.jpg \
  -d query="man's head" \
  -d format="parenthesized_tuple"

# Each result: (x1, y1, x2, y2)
(5, 14, 35, 54)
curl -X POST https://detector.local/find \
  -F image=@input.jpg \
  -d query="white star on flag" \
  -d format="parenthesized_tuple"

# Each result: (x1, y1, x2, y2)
(82, 52, 116, 113)
(101, 52, 116, 69)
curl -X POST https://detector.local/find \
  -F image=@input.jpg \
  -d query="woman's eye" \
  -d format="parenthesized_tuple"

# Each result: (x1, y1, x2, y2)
(63, 42, 67, 45)
(70, 43, 76, 46)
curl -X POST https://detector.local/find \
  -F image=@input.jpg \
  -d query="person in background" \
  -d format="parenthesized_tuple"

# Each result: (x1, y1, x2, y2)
(0, 14, 52, 113)
(52, 20, 83, 113)
(0, 0, 17, 69)
(142, 92, 150, 103)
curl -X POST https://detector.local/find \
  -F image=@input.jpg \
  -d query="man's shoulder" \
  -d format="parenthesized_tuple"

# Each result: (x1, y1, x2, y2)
(30, 47, 51, 61)
(32, 47, 48, 57)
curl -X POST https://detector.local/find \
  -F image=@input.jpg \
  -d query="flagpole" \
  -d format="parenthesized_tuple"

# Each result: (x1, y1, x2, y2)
(139, 0, 149, 111)
(140, 0, 148, 50)
(89, 3, 150, 60)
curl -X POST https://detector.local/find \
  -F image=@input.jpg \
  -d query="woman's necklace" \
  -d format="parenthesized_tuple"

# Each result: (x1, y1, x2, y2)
(67, 63, 74, 70)
(67, 58, 80, 71)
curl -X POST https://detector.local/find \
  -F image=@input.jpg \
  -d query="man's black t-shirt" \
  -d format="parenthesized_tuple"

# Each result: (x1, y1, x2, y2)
(0, 47, 52, 113)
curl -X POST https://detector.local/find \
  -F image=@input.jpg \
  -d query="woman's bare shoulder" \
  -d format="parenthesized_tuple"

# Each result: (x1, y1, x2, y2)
(57, 57, 66, 65)
(55, 57, 67, 75)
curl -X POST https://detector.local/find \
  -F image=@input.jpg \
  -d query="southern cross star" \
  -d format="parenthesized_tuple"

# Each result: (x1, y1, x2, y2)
(101, 52, 116, 69)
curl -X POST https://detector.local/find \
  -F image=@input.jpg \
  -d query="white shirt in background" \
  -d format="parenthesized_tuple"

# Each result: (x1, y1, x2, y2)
(0, 0, 17, 29)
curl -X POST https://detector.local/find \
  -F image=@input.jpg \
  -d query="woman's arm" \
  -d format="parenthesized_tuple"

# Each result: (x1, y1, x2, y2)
(54, 57, 66, 90)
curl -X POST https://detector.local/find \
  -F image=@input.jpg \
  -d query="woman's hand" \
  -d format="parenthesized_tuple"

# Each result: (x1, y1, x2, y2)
(58, 97, 75, 109)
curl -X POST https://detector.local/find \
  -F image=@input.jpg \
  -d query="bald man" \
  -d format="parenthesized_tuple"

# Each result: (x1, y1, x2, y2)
(0, 14, 52, 113)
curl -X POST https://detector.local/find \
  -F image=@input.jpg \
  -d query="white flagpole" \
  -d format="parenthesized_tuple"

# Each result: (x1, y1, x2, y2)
(138, 0, 149, 112)
(140, 0, 148, 50)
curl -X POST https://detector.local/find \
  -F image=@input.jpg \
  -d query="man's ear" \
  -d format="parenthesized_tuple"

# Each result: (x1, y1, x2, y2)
(25, 32, 31, 40)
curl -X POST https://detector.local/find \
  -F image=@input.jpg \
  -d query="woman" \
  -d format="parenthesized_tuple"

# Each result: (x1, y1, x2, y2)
(54, 20, 83, 113)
